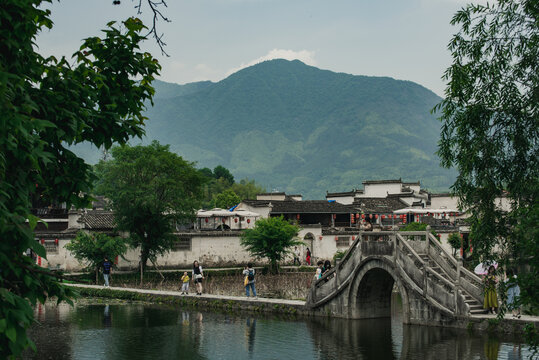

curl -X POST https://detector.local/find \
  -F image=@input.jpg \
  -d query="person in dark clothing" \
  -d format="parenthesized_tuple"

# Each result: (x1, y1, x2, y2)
(103, 257, 112, 287)
(323, 260, 331, 274)
(192, 260, 204, 295)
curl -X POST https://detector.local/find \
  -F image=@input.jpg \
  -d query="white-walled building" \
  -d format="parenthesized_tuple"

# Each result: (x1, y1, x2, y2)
(35, 179, 510, 272)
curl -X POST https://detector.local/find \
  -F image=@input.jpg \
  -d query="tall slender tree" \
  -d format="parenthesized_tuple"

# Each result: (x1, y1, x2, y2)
(435, 0, 538, 317)
(95, 141, 205, 282)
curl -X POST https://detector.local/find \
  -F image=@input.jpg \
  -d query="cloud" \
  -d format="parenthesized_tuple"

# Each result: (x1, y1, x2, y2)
(225, 49, 317, 77)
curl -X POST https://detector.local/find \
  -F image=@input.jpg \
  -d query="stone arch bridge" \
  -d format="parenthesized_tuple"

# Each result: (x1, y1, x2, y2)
(306, 231, 485, 326)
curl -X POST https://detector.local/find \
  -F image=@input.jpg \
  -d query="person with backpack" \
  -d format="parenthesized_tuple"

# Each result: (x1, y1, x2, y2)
(243, 263, 257, 298)
(103, 257, 112, 287)
(192, 260, 204, 295)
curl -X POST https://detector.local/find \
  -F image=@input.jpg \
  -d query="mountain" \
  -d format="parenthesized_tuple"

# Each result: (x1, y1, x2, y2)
(76, 59, 455, 198)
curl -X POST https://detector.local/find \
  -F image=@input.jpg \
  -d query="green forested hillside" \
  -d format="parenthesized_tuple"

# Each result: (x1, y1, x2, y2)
(77, 59, 455, 198)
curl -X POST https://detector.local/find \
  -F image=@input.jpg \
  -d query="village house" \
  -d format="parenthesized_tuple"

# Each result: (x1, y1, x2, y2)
(33, 179, 487, 272)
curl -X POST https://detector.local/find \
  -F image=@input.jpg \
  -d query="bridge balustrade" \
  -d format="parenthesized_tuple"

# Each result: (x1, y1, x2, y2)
(308, 228, 485, 320)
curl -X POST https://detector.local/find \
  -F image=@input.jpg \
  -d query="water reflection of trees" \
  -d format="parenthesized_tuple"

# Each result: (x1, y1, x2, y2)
(24, 303, 73, 360)
(307, 317, 397, 359)
(399, 325, 501, 360)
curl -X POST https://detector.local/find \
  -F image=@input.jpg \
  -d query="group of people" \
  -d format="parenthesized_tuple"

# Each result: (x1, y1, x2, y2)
(179, 260, 205, 295)
(483, 265, 521, 317)
(178, 260, 258, 298)
(314, 260, 332, 280)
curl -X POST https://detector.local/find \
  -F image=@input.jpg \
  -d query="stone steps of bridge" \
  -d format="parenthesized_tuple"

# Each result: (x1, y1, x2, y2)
(418, 253, 489, 315)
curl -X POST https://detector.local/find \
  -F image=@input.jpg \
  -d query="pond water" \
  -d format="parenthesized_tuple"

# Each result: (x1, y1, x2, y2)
(24, 297, 532, 360)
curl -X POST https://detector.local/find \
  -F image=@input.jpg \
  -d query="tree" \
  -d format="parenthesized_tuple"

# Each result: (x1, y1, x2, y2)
(213, 165, 235, 185)
(231, 178, 266, 200)
(0, 1, 160, 357)
(213, 189, 241, 209)
(95, 141, 205, 282)
(240, 216, 302, 273)
(447, 233, 462, 257)
(435, 0, 538, 316)
(65, 232, 127, 283)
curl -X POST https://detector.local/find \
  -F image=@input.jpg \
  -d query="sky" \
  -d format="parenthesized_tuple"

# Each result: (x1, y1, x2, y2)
(37, 0, 483, 97)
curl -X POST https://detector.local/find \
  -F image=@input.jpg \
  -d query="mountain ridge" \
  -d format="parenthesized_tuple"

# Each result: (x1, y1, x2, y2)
(77, 59, 454, 198)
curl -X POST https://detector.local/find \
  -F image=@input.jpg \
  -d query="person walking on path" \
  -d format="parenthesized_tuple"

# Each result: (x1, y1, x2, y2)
(505, 269, 521, 318)
(103, 257, 112, 287)
(483, 265, 498, 314)
(243, 263, 257, 298)
(293, 246, 301, 266)
(192, 260, 204, 295)
(180, 271, 190, 295)
(306, 247, 311, 266)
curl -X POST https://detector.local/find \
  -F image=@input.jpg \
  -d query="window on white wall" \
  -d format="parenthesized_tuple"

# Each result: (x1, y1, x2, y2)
(336, 236, 350, 247)
(173, 237, 192, 251)
(44, 240, 59, 254)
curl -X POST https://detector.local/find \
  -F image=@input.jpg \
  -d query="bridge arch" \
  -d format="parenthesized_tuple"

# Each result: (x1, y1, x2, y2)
(347, 257, 410, 323)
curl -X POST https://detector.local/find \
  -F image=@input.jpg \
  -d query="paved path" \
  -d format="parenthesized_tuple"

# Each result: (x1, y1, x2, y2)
(66, 283, 306, 307)
(470, 312, 539, 323)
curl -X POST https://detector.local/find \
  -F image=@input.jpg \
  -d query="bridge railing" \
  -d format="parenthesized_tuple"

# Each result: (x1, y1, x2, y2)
(308, 230, 479, 315)
(396, 232, 459, 315)
(425, 232, 483, 304)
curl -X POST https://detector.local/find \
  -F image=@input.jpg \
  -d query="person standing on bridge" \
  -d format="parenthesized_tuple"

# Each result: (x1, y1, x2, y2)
(483, 265, 498, 314)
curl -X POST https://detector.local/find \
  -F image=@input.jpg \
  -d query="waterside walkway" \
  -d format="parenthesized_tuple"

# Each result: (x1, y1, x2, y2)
(66, 283, 307, 315)
(66, 284, 538, 332)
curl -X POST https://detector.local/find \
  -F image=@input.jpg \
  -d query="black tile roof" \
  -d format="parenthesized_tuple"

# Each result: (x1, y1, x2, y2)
(362, 179, 402, 185)
(326, 189, 362, 197)
(271, 200, 353, 214)
(81, 210, 115, 230)
(242, 200, 353, 214)
(352, 197, 409, 213)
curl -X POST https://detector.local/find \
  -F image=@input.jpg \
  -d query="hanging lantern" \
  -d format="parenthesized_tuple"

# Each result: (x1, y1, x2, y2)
(247, 219, 251, 224)
(205, 218, 209, 223)
(374, 214, 378, 219)
(55, 238, 59, 245)
(355, 213, 359, 219)
(319, 235, 323, 240)
(381, 215, 385, 219)
(334, 236, 338, 241)
(352, 236, 355, 241)
(361, 214, 365, 219)
(350, 214, 355, 224)
(41, 238, 45, 245)
(234, 218, 238, 223)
